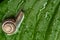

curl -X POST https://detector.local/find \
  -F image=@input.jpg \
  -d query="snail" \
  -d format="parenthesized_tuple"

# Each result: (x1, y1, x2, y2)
(2, 11, 24, 35)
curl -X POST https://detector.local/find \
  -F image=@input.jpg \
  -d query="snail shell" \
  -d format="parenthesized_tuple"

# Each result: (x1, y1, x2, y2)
(2, 11, 24, 35)
(2, 19, 16, 34)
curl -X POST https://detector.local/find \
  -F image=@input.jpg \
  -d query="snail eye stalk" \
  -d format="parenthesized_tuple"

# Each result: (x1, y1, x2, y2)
(2, 11, 24, 35)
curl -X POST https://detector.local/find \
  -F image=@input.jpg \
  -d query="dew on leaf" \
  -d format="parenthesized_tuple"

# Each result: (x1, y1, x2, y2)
(40, 2, 47, 11)
(45, 12, 50, 21)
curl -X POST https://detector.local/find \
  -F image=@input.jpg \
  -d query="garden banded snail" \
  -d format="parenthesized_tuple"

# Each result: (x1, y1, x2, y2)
(2, 11, 24, 35)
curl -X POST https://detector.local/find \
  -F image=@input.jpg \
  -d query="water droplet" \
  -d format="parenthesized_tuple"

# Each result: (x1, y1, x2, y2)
(40, 2, 47, 11)
(37, 12, 41, 20)
(45, 12, 51, 21)
(45, 12, 49, 18)
(43, 2, 47, 8)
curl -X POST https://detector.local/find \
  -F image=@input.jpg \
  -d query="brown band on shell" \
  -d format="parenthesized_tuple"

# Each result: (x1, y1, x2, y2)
(2, 19, 16, 34)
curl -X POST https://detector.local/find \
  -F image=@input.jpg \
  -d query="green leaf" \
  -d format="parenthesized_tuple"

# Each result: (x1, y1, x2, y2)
(0, 0, 60, 40)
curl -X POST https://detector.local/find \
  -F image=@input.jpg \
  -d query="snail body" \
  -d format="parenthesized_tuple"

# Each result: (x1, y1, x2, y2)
(2, 11, 24, 35)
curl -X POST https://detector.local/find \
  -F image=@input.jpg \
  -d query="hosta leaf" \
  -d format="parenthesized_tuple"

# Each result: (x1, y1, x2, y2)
(0, 0, 60, 40)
